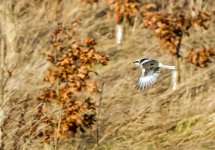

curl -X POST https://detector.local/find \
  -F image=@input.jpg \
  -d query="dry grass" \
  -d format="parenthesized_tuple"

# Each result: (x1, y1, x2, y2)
(0, 0, 215, 149)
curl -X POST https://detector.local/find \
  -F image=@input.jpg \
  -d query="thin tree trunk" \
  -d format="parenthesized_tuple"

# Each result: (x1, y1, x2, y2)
(172, 32, 183, 90)
(116, 24, 123, 46)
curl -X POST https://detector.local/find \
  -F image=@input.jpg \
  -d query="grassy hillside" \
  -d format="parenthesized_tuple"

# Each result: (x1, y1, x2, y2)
(0, 0, 215, 150)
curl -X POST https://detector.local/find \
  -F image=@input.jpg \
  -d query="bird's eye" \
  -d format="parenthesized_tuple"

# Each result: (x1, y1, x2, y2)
(150, 64, 153, 66)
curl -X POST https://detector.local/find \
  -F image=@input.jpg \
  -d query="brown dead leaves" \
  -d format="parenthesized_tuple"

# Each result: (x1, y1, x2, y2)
(186, 48, 214, 68)
(142, 3, 213, 67)
(36, 22, 109, 142)
(191, 11, 211, 30)
(143, 7, 191, 55)
(107, 0, 140, 24)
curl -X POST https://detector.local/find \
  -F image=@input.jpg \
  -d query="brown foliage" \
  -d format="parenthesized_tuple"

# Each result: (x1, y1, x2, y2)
(142, 3, 212, 57)
(191, 11, 211, 29)
(186, 48, 214, 68)
(106, 0, 141, 24)
(36, 22, 109, 142)
(143, 6, 191, 55)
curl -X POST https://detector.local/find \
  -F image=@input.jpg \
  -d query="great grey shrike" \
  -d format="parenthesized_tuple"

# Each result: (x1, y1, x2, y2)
(133, 58, 176, 90)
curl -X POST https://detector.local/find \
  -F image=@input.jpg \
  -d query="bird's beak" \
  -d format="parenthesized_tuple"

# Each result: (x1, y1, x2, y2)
(133, 60, 139, 64)
(133, 60, 139, 66)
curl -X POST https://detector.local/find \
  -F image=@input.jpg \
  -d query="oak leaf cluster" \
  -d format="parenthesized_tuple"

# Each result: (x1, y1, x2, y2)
(106, 0, 141, 24)
(142, 3, 213, 67)
(186, 48, 214, 68)
(191, 11, 211, 29)
(36, 22, 109, 142)
(143, 5, 191, 55)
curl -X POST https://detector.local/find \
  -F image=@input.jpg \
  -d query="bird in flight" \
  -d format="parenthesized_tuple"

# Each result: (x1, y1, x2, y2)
(133, 58, 176, 90)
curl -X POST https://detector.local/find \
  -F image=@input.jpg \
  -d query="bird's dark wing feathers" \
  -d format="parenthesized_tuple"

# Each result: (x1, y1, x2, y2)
(136, 68, 160, 90)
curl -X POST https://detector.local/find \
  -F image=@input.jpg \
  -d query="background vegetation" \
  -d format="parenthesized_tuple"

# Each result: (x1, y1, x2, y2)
(0, 0, 215, 149)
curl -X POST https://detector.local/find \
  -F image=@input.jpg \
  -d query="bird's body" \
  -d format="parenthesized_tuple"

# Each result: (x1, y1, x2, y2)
(133, 58, 176, 90)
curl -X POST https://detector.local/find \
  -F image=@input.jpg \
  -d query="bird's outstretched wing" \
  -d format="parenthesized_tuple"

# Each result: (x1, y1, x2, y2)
(136, 68, 160, 90)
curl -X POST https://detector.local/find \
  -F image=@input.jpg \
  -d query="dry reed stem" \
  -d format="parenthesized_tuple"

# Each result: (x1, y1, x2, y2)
(12, 97, 29, 150)
(54, 104, 64, 150)
(96, 82, 104, 150)
(54, 43, 60, 150)
(0, 24, 6, 104)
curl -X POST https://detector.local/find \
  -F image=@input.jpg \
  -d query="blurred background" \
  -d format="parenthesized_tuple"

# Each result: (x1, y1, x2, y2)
(0, 0, 215, 149)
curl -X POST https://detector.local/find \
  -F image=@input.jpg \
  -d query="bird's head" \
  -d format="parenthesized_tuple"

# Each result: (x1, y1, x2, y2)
(133, 58, 149, 66)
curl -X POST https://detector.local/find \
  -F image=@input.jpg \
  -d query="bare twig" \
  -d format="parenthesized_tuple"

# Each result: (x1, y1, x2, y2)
(0, 63, 18, 107)
(0, 105, 16, 150)
(54, 104, 64, 150)
(0, 26, 7, 104)
(96, 82, 104, 150)
(12, 97, 29, 150)
(54, 46, 61, 150)
(0, 0, 8, 106)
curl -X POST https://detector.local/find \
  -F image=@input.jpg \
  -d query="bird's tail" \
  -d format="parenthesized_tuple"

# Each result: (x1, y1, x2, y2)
(159, 63, 176, 70)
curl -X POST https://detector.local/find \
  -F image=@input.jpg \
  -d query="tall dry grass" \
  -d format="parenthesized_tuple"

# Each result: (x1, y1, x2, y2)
(0, 0, 215, 149)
